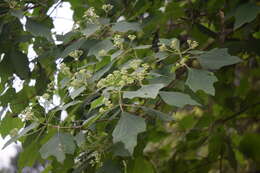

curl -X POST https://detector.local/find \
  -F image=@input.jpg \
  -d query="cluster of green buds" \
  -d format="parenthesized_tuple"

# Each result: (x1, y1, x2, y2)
(60, 63, 72, 77)
(99, 97, 113, 113)
(112, 34, 124, 49)
(70, 69, 92, 88)
(83, 7, 100, 24)
(98, 49, 107, 57)
(69, 50, 84, 60)
(7, 0, 18, 8)
(128, 34, 136, 41)
(89, 151, 102, 167)
(102, 4, 113, 13)
(187, 40, 199, 49)
(97, 59, 149, 89)
(170, 39, 180, 51)
(21, 106, 34, 121)
(159, 44, 167, 52)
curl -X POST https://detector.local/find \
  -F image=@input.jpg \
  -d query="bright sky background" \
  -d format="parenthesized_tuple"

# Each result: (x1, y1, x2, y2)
(0, 2, 74, 169)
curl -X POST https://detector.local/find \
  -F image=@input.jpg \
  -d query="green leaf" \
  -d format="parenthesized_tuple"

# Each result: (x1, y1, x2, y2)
(97, 160, 122, 173)
(186, 68, 218, 95)
(82, 113, 103, 128)
(141, 107, 173, 122)
(133, 45, 152, 50)
(25, 18, 53, 42)
(0, 115, 24, 138)
(59, 39, 86, 58)
(75, 131, 85, 147)
(112, 22, 141, 32)
(239, 133, 260, 163)
(90, 60, 115, 82)
(234, 3, 260, 29)
(39, 132, 76, 163)
(88, 39, 114, 60)
(81, 24, 100, 37)
(123, 84, 164, 99)
(70, 86, 86, 99)
(3, 123, 38, 149)
(159, 91, 201, 107)
(10, 51, 30, 80)
(197, 48, 241, 70)
(128, 157, 154, 173)
(178, 116, 195, 129)
(112, 112, 146, 155)
(90, 96, 104, 110)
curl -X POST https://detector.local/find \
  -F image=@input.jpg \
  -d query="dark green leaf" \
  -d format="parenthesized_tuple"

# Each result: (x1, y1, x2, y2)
(160, 91, 201, 107)
(197, 48, 241, 70)
(186, 68, 218, 95)
(123, 84, 164, 99)
(234, 3, 260, 29)
(39, 132, 76, 163)
(112, 112, 146, 155)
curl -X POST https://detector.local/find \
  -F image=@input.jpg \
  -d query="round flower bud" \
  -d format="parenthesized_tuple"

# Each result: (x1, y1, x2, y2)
(128, 34, 136, 41)
(159, 44, 167, 51)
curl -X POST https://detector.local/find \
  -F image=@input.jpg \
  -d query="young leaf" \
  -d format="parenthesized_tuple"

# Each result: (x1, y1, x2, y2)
(123, 84, 164, 99)
(196, 48, 241, 70)
(112, 112, 146, 155)
(39, 132, 76, 163)
(159, 91, 201, 107)
(186, 68, 218, 95)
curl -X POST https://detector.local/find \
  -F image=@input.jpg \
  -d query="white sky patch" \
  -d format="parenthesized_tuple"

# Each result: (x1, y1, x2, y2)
(0, 136, 20, 170)
(48, 2, 74, 35)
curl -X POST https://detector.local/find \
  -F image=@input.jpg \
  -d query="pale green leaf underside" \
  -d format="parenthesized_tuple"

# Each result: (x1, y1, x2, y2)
(186, 68, 218, 95)
(159, 91, 201, 107)
(112, 22, 141, 32)
(197, 48, 241, 70)
(112, 112, 146, 155)
(123, 84, 164, 99)
(39, 132, 76, 163)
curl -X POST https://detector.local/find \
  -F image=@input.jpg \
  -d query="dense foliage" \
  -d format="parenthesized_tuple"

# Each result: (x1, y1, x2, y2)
(0, 0, 260, 172)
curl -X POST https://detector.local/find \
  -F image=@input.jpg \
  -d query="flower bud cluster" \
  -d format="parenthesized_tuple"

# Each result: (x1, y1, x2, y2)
(89, 151, 101, 166)
(69, 50, 84, 60)
(159, 44, 167, 52)
(187, 40, 199, 49)
(99, 97, 113, 113)
(21, 106, 34, 121)
(70, 69, 92, 88)
(83, 7, 100, 24)
(128, 34, 136, 41)
(102, 4, 113, 13)
(60, 63, 72, 77)
(98, 49, 107, 57)
(97, 60, 149, 89)
(112, 34, 124, 49)
(170, 39, 179, 51)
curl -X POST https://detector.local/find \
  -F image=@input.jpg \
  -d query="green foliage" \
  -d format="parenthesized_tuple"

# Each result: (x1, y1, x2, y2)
(0, 0, 260, 172)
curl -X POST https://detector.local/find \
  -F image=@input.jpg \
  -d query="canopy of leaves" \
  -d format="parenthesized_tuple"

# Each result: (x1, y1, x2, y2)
(0, 0, 260, 173)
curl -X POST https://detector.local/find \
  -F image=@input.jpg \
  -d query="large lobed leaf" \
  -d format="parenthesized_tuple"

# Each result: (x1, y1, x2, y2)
(112, 112, 146, 155)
